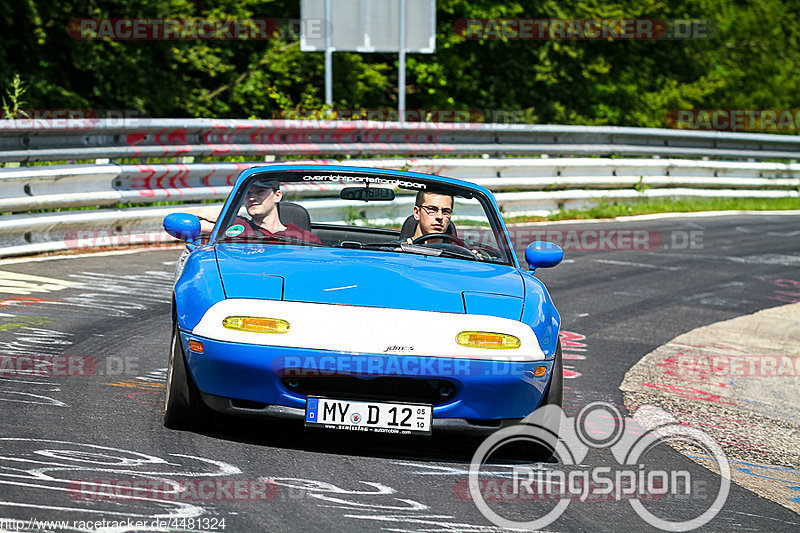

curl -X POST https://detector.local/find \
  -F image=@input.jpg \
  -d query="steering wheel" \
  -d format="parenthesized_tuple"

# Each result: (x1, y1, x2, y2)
(411, 233, 483, 260)
(412, 233, 462, 245)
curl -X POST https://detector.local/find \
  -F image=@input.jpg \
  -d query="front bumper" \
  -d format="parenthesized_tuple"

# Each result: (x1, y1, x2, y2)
(200, 393, 523, 435)
(181, 331, 554, 423)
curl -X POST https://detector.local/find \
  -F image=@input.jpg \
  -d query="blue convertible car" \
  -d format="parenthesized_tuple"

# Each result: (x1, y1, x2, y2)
(163, 165, 563, 436)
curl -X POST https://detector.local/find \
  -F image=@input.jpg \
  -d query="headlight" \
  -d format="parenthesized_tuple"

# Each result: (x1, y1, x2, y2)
(222, 316, 290, 334)
(456, 331, 520, 349)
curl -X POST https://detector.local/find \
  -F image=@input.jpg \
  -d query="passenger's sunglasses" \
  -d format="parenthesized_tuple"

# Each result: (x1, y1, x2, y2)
(417, 204, 453, 217)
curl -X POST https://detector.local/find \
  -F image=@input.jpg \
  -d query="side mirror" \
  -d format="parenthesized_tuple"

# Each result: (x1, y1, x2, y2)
(163, 213, 201, 244)
(525, 241, 564, 271)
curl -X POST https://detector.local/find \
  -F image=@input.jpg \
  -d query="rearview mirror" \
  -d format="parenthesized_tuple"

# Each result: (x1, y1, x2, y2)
(163, 213, 201, 243)
(340, 186, 395, 201)
(525, 241, 564, 271)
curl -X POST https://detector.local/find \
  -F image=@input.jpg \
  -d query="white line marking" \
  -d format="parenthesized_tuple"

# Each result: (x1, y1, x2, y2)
(767, 230, 800, 237)
(0, 377, 58, 386)
(0, 391, 67, 406)
(0, 246, 182, 266)
(727, 254, 800, 266)
(594, 259, 682, 271)
(0, 271, 83, 295)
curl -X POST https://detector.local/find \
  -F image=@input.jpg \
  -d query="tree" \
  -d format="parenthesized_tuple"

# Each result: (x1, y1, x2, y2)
(1, 0, 798, 129)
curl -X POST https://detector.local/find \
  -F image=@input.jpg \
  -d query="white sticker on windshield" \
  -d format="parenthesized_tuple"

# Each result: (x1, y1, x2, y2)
(225, 224, 245, 237)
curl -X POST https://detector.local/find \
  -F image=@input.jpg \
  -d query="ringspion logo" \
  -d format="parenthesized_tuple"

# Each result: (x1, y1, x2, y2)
(468, 402, 729, 530)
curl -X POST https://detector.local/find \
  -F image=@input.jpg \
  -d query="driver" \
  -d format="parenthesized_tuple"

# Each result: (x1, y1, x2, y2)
(406, 190, 454, 244)
(406, 190, 487, 259)
(232, 180, 321, 243)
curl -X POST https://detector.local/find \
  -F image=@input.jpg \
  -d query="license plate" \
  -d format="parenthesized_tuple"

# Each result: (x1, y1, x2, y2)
(305, 397, 433, 435)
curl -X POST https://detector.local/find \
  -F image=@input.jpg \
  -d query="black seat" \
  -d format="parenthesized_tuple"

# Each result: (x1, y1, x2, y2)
(399, 215, 457, 241)
(278, 202, 312, 232)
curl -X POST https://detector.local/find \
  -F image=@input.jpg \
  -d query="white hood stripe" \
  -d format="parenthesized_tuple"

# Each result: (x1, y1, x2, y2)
(192, 299, 544, 362)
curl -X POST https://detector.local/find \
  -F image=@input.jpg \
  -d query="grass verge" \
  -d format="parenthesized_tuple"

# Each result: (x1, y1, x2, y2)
(507, 196, 800, 223)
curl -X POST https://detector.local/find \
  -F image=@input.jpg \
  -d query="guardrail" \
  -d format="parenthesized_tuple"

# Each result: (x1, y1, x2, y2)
(2, 119, 800, 162)
(1, 156, 798, 258)
(3, 158, 799, 213)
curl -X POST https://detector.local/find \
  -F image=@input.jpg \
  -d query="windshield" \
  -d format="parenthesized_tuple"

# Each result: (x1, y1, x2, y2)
(213, 169, 514, 265)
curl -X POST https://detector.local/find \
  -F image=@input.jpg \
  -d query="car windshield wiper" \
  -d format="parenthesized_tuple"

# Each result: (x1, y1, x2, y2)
(336, 240, 402, 250)
(398, 245, 479, 261)
(359, 241, 404, 249)
(433, 248, 481, 261)
(337, 240, 481, 261)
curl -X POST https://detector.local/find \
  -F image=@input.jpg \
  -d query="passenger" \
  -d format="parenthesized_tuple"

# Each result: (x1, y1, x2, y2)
(232, 180, 320, 243)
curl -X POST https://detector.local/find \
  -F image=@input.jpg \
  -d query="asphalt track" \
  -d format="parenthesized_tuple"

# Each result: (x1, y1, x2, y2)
(621, 301, 800, 514)
(0, 212, 799, 532)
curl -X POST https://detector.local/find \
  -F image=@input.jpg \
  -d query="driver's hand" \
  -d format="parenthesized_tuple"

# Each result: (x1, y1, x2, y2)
(406, 238, 413, 244)
(472, 249, 486, 260)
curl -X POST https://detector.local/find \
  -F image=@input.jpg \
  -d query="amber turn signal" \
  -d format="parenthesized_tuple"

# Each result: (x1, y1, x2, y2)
(222, 316, 290, 334)
(456, 331, 521, 349)
(187, 340, 205, 353)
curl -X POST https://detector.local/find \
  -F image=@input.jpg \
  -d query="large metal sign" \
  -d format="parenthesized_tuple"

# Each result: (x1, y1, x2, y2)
(300, 0, 436, 114)
(301, 0, 436, 53)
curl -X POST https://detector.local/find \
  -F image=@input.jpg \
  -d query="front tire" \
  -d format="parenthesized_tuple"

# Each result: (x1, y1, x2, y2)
(474, 340, 564, 462)
(163, 325, 211, 430)
(541, 339, 563, 408)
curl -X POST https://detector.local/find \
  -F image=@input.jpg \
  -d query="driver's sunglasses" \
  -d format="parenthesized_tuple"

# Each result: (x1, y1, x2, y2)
(417, 204, 453, 217)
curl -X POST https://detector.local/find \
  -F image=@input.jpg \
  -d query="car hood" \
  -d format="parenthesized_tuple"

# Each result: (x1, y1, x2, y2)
(215, 245, 524, 318)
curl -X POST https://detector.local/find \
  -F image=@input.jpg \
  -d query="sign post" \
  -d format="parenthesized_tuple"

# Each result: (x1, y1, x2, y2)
(324, 0, 333, 107)
(301, 0, 436, 121)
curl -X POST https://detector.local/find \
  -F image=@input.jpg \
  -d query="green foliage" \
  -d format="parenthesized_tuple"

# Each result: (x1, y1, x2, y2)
(0, 0, 799, 128)
(2, 74, 28, 117)
(506, 196, 800, 222)
(343, 205, 368, 225)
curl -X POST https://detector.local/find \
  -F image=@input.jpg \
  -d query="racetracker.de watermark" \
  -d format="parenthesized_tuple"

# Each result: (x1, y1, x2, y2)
(0, 109, 146, 129)
(467, 402, 730, 530)
(1, 518, 226, 532)
(672, 354, 800, 378)
(453, 18, 713, 40)
(0, 355, 95, 377)
(273, 109, 527, 123)
(0, 355, 140, 377)
(64, 230, 179, 250)
(461, 228, 703, 251)
(271, 355, 553, 378)
(666, 109, 800, 132)
(67, 18, 325, 40)
(67, 478, 279, 501)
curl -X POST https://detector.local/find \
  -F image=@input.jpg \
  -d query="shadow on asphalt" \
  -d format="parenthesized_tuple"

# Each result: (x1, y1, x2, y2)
(186, 414, 556, 466)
